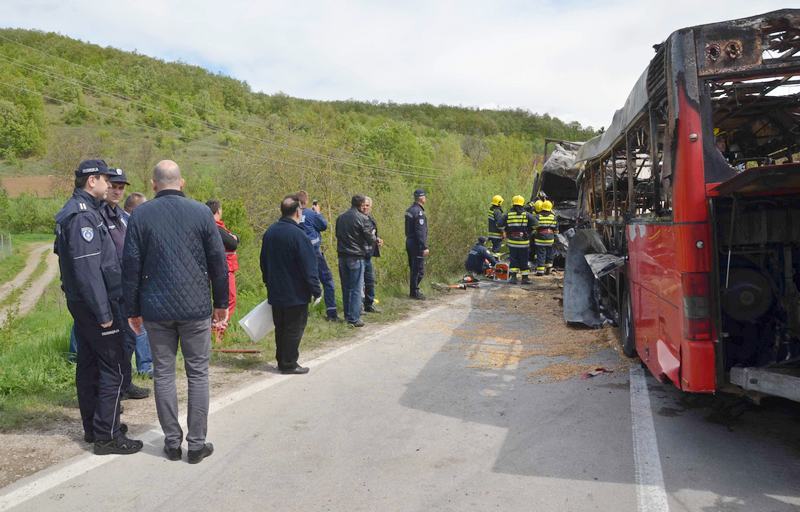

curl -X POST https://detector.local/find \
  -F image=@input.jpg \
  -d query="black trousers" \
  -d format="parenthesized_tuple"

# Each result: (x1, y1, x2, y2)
(508, 245, 530, 272)
(67, 299, 126, 442)
(488, 236, 502, 253)
(406, 242, 426, 296)
(272, 304, 309, 370)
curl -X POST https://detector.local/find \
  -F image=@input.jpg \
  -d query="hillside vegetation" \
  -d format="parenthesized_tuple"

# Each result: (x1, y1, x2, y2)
(0, 27, 596, 299)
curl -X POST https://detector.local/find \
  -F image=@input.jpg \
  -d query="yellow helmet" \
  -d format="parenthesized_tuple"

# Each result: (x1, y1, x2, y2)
(533, 200, 544, 213)
(512, 195, 525, 206)
(542, 200, 553, 211)
(491, 195, 504, 206)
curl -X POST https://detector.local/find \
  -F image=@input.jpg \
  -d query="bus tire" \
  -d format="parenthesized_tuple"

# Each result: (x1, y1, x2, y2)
(620, 287, 636, 357)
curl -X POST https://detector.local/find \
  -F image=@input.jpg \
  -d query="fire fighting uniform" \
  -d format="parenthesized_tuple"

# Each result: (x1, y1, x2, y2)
(465, 239, 498, 275)
(55, 179, 127, 443)
(534, 209, 559, 275)
(499, 205, 536, 283)
(487, 205, 504, 253)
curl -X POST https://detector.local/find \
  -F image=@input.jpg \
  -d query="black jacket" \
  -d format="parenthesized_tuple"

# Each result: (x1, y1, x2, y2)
(55, 188, 123, 324)
(404, 202, 428, 251)
(260, 217, 321, 308)
(122, 189, 229, 321)
(335, 207, 376, 258)
(366, 215, 381, 258)
(99, 203, 127, 262)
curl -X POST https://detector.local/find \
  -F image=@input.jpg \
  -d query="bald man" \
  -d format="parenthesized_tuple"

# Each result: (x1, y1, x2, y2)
(122, 160, 229, 464)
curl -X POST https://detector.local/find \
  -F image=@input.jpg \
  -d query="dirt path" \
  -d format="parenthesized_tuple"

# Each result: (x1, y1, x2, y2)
(0, 246, 59, 328)
(0, 243, 51, 303)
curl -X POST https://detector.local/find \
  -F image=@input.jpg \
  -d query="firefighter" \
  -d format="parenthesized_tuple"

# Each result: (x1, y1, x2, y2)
(487, 195, 505, 254)
(498, 195, 536, 284)
(465, 236, 498, 277)
(528, 200, 544, 267)
(534, 199, 559, 276)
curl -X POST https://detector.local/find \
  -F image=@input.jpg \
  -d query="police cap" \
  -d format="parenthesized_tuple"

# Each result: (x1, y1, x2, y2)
(75, 159, 116, 178)
(109, 168, 130, 185)
(413, 188, 426, 198)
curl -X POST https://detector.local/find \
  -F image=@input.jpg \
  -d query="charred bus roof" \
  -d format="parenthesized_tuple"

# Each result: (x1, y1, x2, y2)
(575, 9, 800, 167)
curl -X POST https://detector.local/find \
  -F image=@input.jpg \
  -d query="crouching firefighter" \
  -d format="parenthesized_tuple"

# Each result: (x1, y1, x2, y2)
(465, 236, 498, 277)
(498, 195, 536, 284)
(487, 195, 505, 254)
(534, 200, 559, 276)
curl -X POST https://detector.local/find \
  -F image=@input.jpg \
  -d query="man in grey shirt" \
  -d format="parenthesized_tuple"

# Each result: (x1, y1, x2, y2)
(122, 160, 229, 464)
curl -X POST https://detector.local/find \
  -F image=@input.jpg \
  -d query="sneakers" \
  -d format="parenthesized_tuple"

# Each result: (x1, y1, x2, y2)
(347, 320, 365, 328)
(94, 434, 143, 455)
(280, 366, 310, 375)
(363, 305, 381, 313)
(164, 445, 182, 461)
(188, 442, 214, 464)
(122, 383, 150, 400)
(84, 423, 128, 443)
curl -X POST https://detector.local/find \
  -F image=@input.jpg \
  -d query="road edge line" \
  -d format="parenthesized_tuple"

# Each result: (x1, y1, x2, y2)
(630, 366, 670, 512)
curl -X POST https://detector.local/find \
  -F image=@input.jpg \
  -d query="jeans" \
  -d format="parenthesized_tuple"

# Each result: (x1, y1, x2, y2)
(338, 256, 365, 324)
(134, 328, 153, 375)
(364, 257, 375, 307)
(317, 252, 338, 318)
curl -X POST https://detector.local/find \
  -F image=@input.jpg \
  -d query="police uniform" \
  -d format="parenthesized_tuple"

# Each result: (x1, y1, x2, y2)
(54, 159, 141, 453)
(499, 204, 536, 283)
(534, 208, 559, 275)
(405, 189, 428, 299)
(487, 205, 504, 253)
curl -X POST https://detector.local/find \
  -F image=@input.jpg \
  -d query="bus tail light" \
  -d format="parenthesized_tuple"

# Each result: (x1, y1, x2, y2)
(682, 272, 711, 340)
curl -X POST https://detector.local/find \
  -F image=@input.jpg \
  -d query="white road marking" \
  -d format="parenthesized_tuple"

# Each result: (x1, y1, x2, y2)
(630, 366, 670, 512)
(0, 302, 452, 511)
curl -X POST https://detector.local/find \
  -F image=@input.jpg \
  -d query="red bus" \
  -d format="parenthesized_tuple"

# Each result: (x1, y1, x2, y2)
(570, 9, 800, 401)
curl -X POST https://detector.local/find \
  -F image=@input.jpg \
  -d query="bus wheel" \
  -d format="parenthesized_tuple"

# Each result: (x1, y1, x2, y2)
(620, 288, 636, 357)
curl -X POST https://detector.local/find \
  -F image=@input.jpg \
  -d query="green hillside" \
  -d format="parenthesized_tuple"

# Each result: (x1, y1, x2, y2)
(0, 27, 596, 298)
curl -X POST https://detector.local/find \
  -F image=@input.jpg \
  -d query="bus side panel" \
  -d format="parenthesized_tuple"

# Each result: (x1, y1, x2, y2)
(672, 82, 717, 393)
(628, 223, 682, 386)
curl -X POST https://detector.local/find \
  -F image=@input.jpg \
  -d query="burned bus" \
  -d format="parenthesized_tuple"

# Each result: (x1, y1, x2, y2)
(567, 9, 800, 402)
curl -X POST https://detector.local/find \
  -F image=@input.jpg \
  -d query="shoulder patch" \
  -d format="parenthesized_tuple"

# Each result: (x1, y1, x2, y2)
(419, 218, 425, 225)
(78, 202, 87, 211)
(81, 226, 94, 242)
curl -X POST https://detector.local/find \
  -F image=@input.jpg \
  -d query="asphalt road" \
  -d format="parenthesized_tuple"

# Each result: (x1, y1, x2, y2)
(2, 283, 799, 511)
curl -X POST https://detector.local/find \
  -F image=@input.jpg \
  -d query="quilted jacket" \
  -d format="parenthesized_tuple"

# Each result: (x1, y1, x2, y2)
(122, 189, 229, 321)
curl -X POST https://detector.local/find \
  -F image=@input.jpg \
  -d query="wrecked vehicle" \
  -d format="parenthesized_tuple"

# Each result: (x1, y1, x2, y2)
(563, 9, 800, 403)
(532, 139, 583, 266)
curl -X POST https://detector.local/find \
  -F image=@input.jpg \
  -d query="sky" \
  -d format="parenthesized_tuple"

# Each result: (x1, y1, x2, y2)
(2, 0, 792, 129)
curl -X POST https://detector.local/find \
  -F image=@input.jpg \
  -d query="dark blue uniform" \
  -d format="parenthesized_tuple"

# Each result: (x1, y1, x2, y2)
(404, 201, 428, 298)
(465, 243, 497, 274)
(498, 205, 536, 282)
(55, 188, 126, 442)
(487, 205, 504, 253)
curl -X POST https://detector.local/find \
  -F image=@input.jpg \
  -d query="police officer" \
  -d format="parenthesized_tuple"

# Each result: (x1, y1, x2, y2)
(498, 195, 536, 284)
(487, 195, 505, 254)
(100, 168, 153, 394)
(465, 236, 498, 276)
(405, 189, 428, 299)
(534, 199, 559, 276)
(55, 159, 143, 455)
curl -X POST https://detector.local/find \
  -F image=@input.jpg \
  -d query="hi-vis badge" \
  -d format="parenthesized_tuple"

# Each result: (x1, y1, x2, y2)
(81, 227, 94, 242)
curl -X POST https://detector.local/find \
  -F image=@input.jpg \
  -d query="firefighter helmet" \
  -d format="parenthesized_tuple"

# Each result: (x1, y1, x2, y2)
(533, 200, 544, 213)
(542, 200, 553, 211)
(491, 195, 504, 206)
(512, 195, 525, 206)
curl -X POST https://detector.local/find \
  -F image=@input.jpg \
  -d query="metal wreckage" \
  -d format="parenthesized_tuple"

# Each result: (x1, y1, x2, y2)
(552, 9, 800, 402)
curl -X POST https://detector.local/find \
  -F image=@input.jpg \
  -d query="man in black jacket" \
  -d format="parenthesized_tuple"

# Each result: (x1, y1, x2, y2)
(405, 189, 429, 299)
(260, 195, 321, 374)
(361, 196, 383, 313)
(123, 160, 228, 464)
(335, 195, 376, 327)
